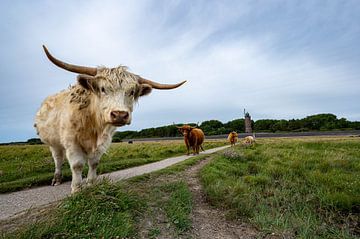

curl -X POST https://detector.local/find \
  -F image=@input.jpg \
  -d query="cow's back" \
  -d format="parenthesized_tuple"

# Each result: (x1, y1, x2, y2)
(35, 90, 69, 146)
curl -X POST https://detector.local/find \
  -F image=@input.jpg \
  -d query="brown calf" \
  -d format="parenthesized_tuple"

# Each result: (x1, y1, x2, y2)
(227, 131, 238, 146)
(177, 125, 205, 155)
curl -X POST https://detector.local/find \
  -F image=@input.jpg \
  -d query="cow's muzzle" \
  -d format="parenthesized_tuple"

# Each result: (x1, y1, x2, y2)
(110, 111, 130, 126)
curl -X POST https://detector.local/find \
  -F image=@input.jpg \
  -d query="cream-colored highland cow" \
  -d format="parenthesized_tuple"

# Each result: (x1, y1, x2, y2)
(243, 135, 256, 145)
(35, 46, 186, 193)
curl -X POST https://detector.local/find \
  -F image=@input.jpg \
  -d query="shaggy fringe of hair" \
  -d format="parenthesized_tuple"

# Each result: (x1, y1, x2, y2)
(96, 66, 139, 90)
(68, 66, 140, 109)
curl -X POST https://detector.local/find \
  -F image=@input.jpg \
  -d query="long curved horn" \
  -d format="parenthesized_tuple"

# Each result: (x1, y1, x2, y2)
(138, 77, 186, 90)
(42, 45, 97, 76)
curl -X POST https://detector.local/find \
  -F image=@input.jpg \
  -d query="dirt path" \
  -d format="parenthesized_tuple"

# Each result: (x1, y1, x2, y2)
(136, 156, 259, 239)
(184, 158, 258, 239)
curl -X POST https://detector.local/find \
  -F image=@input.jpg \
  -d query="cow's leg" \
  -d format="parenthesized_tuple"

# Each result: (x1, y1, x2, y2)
(50, 146, 64, 186)
(87, 154, 101, 185)
(66, 146, 85, 193)
(193, 139, 198, 155)
(185, 141, 190, 155)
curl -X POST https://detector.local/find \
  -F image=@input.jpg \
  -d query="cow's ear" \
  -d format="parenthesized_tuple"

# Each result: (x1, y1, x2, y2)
(77, 74, 97, 91)
(139, 83, 152, 96)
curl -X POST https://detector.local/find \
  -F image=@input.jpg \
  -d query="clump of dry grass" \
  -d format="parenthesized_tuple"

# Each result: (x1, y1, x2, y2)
(222, 148, 245, 161)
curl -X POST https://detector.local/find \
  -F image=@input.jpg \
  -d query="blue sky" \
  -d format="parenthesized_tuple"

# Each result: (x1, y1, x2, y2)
(0, 0, 359, 143)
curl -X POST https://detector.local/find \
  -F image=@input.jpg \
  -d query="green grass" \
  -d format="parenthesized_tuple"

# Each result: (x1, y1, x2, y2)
(162, 182, 193, 232)
(200, 137, 360, 238)
(4, 180, 144, 239)
(0, 140, 226, 193)
(4, 137, 358, 238)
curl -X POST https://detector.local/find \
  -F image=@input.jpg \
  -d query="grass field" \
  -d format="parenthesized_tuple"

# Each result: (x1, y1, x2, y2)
(201, 137, 360, 238)
(1, 137, 359, 238)
(0, 140, 227, 193)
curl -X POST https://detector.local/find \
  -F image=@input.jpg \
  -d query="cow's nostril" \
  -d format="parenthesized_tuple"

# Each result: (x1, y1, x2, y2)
(110, 111, 117, 120)
(122, 112, 129, 119)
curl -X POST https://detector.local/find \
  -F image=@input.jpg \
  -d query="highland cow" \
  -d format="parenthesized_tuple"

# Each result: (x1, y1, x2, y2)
(227, 131, 238, 146)
(177, 125, 205, 155)
(35, 46, 186, 193)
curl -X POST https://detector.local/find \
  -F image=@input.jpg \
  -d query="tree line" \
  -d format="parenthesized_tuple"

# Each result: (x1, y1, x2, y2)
(112, 113, 360, 142)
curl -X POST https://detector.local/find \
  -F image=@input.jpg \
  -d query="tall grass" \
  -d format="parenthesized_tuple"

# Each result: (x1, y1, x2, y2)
(200, 137, 360, 238)
(0, 140, 226, 193)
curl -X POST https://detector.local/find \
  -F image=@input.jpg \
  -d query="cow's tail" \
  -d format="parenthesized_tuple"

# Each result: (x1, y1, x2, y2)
(200, 145, 205, 152)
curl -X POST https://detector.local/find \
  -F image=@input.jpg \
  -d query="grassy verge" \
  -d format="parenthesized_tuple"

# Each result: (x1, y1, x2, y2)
(2, 153, 207, 239)
(200, 137, 360, 238)
(3, 181, 144, 239)
(0, 140, 226, 193)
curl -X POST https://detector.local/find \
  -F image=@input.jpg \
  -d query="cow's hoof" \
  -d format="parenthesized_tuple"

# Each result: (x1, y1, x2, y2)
(86, 178, 97, 186)
(51, 177, 62, 186)
(71, 186, 81, 194)
(51, 180, 61, 186)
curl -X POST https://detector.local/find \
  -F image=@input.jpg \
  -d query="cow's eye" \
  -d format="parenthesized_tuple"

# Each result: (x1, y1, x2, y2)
(129, 90, 135, 96)
(101, 87, 106, 94)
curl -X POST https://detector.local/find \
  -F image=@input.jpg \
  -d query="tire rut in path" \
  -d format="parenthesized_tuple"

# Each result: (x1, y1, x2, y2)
(183, 157, 258, 239)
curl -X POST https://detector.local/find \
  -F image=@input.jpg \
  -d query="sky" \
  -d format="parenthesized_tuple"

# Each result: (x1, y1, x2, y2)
(0, 0, 359, 143)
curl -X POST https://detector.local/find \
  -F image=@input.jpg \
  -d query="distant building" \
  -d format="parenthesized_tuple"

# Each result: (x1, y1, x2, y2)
(244, 109, 252, 133)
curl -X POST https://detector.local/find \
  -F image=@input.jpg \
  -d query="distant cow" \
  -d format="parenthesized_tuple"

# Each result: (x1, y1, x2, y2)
(243, 135, 255, 145)
(177, 125, 205, 155)
(227, 131, 238, 146)
(35, 46, 186, 193)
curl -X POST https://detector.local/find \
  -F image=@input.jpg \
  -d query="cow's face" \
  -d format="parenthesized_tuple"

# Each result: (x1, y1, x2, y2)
(177, 125, 194, 137)
(77, 71, 152, 126)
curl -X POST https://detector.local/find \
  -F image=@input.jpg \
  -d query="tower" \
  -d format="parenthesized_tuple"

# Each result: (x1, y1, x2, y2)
(244, 109, 252, 133)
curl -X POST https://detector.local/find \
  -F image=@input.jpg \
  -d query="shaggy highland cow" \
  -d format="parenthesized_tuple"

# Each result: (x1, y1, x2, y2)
(35, 46, 186, 193)
(177, 125, 205, 155)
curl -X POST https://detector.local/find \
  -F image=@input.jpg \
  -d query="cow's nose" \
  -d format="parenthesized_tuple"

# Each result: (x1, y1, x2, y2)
(110, 111, 129, 122)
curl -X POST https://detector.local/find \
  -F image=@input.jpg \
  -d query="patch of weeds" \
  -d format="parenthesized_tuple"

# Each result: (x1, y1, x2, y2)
(162, 182, 193, 233)
(247, 161, 260, 174)
(243, 174, 270, 187)
(222, 148, 245, 161)
(148, 227, 161, 239)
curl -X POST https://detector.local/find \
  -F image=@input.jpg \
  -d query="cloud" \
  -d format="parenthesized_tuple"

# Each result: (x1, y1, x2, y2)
(0, 0, 359, 142)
